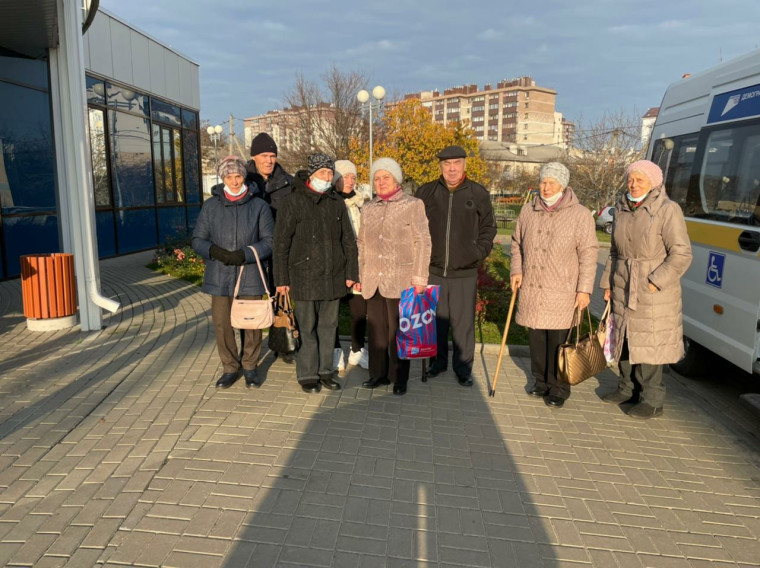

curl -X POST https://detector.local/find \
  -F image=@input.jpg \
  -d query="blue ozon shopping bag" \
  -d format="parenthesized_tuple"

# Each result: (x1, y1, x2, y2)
(396, 285, 440, 359)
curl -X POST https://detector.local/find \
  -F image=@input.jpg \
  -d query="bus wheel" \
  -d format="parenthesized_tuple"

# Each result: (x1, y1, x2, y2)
(669, 337, 707, 377)
(604, 223, 612, 234)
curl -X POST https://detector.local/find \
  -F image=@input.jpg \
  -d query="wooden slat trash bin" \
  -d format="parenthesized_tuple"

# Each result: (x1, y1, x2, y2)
(20, 253, 78, 330)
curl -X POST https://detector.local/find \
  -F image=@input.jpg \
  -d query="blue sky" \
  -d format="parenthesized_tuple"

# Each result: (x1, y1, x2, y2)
(99, 0, 760, 131)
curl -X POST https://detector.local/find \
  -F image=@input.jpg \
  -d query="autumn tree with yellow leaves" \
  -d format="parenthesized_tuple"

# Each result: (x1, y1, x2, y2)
(349, 99, 488, 191)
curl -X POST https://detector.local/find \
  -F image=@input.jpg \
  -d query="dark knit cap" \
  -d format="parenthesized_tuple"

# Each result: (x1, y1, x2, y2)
(250, 132, 278, 156)
(307, 153, 335, 176)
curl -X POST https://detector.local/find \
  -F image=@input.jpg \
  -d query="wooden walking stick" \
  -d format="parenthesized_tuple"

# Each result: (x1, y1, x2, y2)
(489, 288, 518, 397)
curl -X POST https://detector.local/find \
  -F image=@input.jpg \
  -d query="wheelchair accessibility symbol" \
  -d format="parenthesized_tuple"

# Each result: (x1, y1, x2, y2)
(705, 251, 725, 289)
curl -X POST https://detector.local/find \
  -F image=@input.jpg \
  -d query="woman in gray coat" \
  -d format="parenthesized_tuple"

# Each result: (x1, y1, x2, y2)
(510, 163, 598, 408)
(192, 156, 274, 389)
(600, 160, 692, 419)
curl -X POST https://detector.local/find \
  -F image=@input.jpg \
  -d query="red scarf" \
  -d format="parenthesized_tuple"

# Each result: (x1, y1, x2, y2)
(224, 186, 248, 202)
(380, 186, 402, 201)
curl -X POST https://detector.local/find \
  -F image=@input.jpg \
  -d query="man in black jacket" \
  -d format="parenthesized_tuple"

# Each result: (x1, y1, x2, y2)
(274, 153, 359, 393)
(246, 133, 295, 361)
(416, 145, 497, 386)
(245, 132, 293, 218)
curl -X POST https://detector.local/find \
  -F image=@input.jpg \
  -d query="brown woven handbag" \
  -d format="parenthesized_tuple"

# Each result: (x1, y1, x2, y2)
(557, 307, 607, 386)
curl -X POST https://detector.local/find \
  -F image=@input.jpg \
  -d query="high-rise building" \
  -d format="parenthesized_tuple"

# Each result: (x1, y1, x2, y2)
(404, 76, 568, 147)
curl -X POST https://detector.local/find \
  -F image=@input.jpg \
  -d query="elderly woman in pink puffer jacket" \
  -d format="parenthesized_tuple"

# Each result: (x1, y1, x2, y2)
(356, 158, 431, 396)
(510, 162, 599, 408)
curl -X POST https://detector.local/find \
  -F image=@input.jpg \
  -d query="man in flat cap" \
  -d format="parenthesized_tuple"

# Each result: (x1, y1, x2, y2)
(416, 145, 497, 386)
(245, 132, 293, 219)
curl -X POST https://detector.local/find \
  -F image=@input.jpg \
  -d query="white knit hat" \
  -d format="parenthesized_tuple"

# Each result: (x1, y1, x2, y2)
(370, 157, 403, 185)
(334, 160, 357, 177)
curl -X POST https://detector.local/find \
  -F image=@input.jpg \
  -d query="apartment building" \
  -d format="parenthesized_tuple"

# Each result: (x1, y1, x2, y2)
(244, 105, 337, 156)
(405, 76, 571, 147)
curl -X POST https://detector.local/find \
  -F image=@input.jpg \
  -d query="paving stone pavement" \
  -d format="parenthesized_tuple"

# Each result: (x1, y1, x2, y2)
(0, 251, 759, 567)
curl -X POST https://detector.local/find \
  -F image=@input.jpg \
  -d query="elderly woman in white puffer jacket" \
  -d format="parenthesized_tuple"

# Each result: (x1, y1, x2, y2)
(510, 162, 599, 408)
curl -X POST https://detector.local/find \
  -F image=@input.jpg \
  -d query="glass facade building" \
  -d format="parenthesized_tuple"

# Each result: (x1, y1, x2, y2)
(0, 13, 201, 280)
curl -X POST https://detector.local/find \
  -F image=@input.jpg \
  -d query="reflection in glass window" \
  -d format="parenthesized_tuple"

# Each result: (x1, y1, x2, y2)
(109, 110, 154, 207)
(3, 215, 60, 277)
(652, 134, 698, 208)
(0, 82, 56, 214)
(0, 55, 48, 90)
(174, 130, 183, 202)
(692, 123, 760, 224)
(86, 76, 106, 105)
(152, 99, 181, 127)
(181, 109, 198, 130)
(106, 83, 149, 117)
(152, 124, 182, 203)
(183, 130, 200, 204)
(88, 108, 110, 207)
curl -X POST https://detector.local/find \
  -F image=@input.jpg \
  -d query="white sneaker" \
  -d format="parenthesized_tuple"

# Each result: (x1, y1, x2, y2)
(333, 348, 345, 371)
(348, 347, 369, 369)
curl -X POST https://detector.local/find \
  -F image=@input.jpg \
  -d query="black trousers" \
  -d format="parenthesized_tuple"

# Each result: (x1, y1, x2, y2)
(334, 292, 367, 352)
(293, 299, 340, 385)
(366, 292, 409, 386)
(429, 273, 477, 377)
(617, 338, 665, 406)
(528, 327, 571, 399)
(211, 295, 262, 374)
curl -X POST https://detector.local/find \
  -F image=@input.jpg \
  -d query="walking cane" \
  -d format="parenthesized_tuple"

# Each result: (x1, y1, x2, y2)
(489, 288, 518, 397)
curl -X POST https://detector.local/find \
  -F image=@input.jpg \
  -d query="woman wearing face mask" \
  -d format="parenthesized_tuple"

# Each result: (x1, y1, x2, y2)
(192, 156, 274, 389)
(273, 153, 359, 393)
(600, 160, 691, 419)
(510, 162, 598, 408)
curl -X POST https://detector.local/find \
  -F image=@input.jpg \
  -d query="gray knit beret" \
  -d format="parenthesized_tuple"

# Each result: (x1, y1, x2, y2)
(538, 162, 570, 189)
(370, 157, 403, 185)
(217, 155, 247, 180)
(307, 153, 335, 176)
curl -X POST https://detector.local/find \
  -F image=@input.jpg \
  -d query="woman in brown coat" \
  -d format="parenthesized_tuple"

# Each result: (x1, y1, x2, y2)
(600, 160, 692, 419)
(510, 163, 599, 408)
(356, 158, 432, 395)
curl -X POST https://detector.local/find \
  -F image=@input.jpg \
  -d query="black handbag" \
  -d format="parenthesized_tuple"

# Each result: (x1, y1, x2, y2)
(268, 291, 301, 354)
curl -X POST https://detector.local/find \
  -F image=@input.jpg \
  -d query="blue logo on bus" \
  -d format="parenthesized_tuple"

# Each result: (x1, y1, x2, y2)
(708, 83, 760, 124)
(705, 251, 725, 288)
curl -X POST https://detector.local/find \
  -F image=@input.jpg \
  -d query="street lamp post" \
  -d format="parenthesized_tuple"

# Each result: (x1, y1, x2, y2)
(357, 85, 386, 186)
(206, 124, 223, 183)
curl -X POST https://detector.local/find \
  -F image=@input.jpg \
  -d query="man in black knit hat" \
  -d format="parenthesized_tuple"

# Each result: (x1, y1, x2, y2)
(246, 132, 296, 362)
(245, 132, 293, 219)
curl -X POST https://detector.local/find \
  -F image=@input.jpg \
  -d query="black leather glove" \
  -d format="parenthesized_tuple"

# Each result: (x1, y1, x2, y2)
(209, 244, 231, 264)
(228, 249, 246, 266)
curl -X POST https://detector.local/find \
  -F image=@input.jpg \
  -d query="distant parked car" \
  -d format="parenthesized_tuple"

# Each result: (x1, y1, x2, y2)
(595, 206, 614, 234)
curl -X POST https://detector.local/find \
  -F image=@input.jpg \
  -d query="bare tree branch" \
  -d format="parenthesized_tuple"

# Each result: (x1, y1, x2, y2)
(564, 109, 645, 212)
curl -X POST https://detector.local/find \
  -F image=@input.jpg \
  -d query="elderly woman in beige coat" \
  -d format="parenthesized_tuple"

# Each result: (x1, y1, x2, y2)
(600, 160, 691, 419)
(356, 158, 431, 395)
(510, 162, 598, 408)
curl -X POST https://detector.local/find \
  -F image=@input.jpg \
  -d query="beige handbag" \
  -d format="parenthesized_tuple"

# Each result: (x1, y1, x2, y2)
(557, 307, 607, 386)
(230, 246, 274, 330)
(596, 300, 611, 347)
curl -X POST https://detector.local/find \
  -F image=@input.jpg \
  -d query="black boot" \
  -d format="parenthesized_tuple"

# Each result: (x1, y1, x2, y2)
(362, 377, 390, 389)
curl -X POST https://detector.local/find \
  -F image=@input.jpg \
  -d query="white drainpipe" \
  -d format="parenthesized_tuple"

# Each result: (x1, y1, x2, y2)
(50, 0, 120, 330)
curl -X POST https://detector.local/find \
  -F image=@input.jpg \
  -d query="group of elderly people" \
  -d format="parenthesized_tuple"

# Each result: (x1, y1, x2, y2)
(193, 132, 691, 418)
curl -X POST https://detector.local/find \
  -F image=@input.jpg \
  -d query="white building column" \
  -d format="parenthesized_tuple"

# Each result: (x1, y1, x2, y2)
(49, 0, 119, 331)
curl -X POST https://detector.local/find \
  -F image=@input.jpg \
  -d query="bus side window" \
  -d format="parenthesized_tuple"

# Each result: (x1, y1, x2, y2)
(653, 134, 698, 209)
(734, 135, 760, 224)
(699, 123, 760, 224)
